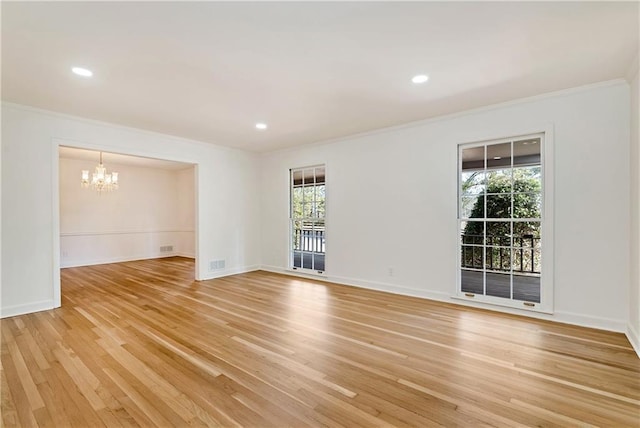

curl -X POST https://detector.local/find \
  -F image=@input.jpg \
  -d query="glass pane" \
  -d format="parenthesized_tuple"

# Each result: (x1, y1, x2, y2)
(461, 195, 484, 218)
(310, 225, 321, 253)
(315, 167, 326, 184)
(513, 193, 541, 219)
(293, 251, 302, 268)
(292, 220, 303, 250)
(460, 221, 484, 245)
(486, 221, 510, 247)
(461, 269, 484, 295)
(485, 246, 511, 272)
(299, 227, 311, 252)
(461, 146, 485, 171)
(486, 169, 512, 194)
(317, 227, 326, 254)
(513, 274, 540, 303)
(532, 248, 541, 273)
(302, 253, 313, 269)
(292, 187, 303, 218)
(513, 221, 541, 248)
(513, 166, 541, 188)
(513, 138, 541, 167)
(303, 169, 315, 185)
(486, 194, 510, 218)
(512, 247, 522, 272)
(512, 248, 541, 274)
(303, 187, 314, 217)
(461, 171, 485, 195)
(315, 185, 326, 218)
(486, 272, 511, 298)
(313, 253, 325, 272)
(310, 219, 325, 254)
(487, 142, 511, 168)
(292, 170, 303, 186)
(461, 245, 483, 269)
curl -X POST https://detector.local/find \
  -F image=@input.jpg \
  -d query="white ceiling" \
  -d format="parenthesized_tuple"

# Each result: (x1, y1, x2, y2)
(59, 146, 193, 171)
(2, 2, 638, 153)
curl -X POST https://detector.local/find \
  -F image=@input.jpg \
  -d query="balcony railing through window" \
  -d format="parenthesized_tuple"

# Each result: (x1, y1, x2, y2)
(292, 227, 325, 272)
(461, 234, 540, 274)
(293, 228, 326, 253)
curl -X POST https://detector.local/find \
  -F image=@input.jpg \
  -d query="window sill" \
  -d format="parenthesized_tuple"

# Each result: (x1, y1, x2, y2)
(286, 267, 325, 277)
(451, 293, 552, 315)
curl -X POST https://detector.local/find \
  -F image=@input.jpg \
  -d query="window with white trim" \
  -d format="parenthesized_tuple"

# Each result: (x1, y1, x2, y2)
(290, 166, 325, 274)
(458, 134, 549, 310)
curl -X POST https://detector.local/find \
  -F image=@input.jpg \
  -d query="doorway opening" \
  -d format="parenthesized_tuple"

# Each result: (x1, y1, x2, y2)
(53, 143, 199, 307)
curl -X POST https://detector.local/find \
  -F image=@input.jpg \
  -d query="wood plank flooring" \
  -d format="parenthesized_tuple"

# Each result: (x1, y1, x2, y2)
(2, 256, 639, 427)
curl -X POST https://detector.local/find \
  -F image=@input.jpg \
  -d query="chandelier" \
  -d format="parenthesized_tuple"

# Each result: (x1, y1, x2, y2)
(81, 152, 119, 192)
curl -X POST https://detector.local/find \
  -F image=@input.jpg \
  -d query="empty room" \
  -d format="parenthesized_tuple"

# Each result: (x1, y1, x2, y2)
(1, 1, 639, 427)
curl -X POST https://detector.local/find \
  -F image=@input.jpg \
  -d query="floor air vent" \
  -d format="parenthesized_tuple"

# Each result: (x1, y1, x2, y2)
(209, 260, 226, 271)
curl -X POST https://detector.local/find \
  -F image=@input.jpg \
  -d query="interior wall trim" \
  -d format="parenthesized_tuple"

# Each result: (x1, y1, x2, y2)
(259, 265, 628, 335)
(60, 230, 195, 237)
(1, 299, 55, 319)
(61, 253, 184, 269)
(627, 323, 640, 358)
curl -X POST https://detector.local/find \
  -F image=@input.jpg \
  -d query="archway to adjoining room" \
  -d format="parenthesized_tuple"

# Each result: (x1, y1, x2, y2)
(52, 140, 199, 308)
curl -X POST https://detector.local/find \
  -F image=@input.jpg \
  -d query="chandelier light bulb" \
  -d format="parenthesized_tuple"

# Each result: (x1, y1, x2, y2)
(81, 170, 90, 187)
(80, 152, 119, 192)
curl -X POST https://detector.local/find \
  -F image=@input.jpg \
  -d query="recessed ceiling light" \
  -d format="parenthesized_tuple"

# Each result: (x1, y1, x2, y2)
(255, 123, 267, 130)
(71, 67, 93, 77)
(493, 156, 502, 160)
(411, 74, 429, 84)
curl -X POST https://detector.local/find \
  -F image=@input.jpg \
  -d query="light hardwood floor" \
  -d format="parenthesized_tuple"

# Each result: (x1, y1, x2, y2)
(1, 257, 639, 427)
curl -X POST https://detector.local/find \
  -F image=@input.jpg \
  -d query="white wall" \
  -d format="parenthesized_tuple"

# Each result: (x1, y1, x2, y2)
(59, 157, 195, 267)
(629, 68, 640, 352)
(175, 167, 196, 257)
(261, 81, 631, 332)
(1, 103, 261, 317)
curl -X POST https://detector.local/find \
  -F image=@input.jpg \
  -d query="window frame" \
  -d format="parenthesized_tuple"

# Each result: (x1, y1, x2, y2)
(455, 131, 554, 313)
(288, 164, 327, 276)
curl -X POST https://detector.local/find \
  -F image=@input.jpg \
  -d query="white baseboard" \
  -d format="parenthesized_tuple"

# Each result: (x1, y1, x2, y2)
(260, 264, 451, 300)
(1, 300, 57, 319)
(331, 273, 452, 303)
(627, 323, 640, 358)
(175, 252, 195, 259)
(61, 253, 183, 268)
(199, 264, 260, 281)
(550, 310, 626, 333)
(259, 265, 628, 334)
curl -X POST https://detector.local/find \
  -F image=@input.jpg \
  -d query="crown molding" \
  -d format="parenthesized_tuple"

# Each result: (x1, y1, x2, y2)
(263, 79, 628, 157)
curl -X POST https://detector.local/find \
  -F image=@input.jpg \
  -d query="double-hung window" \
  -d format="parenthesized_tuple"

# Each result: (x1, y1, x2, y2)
(290, 166, 326, 274)
(458, 133, 551, 310)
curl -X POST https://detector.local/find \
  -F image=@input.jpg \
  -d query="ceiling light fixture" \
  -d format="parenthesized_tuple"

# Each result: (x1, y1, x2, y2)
(72, 67, 93, 77)
(81, 152, 119, 192)
(255, 123, 267, 130)
(411, 74, 429, 84)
